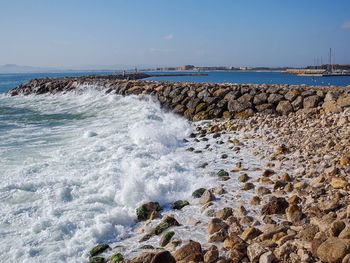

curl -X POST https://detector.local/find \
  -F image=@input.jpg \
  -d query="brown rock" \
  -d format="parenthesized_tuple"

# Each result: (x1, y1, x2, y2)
(317, 238, 350, 263)
(203, 245, 219, 263)
(276, 100, 293, 115)
(199, 190, 215, 205)
(247, 242, 266, 262)
(286, 204, 303, 223)
(241, 226, 262, 241)
(150, 250, 176, 263)
(261, 197, 289, 215)
(173, 240, 203, 262)
(208, 218, 228, 235)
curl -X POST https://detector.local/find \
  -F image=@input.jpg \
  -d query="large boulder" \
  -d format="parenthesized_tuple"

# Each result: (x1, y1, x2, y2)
(173, 240, 203, 262)
(276, 100, 293, 115)
(303, 95, 321, 109)
(317, 238, 350, 263)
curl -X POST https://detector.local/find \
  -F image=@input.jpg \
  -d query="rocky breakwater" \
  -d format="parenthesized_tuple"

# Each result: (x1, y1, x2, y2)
(9, 77, 350, 120)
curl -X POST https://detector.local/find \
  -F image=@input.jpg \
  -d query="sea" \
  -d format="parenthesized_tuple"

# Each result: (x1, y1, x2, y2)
(0, 71, 349, 262)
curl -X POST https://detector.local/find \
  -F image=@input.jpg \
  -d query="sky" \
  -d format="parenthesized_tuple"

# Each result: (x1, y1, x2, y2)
(0, 0, 350, 69)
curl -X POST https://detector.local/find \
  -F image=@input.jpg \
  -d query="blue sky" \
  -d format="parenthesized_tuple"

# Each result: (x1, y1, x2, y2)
(0, 0, 349, 68)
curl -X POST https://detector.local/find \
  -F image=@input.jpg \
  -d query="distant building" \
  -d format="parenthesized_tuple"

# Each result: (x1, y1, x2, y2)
(181, 65, 195, 70)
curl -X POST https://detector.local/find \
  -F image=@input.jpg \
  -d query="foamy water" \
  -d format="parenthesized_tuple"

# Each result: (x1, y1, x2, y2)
(0, 90, 221, 262)
(0, 88, 268, 262)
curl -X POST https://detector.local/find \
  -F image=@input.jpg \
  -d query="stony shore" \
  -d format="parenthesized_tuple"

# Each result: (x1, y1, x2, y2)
(9, 77, 350, 262)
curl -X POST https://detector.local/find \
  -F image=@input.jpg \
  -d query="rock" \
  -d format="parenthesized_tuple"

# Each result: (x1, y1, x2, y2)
(330, 178, 348, 189)
(172, 200, 190, 210)
(339, 225, 350, 239)
(247, 242, 266, 262)
(241, 182, 255, 190)
(268, 93, 284, 104)
(150, 250, 176, 263)
(209, 228, 228, 242)
(109, 253, 123, 263)
(136, 202, 162, 221)
(297, 224, 319, 241)
(130, 252, 156, 263)
(160, 231, 175, 247)
(286, 204, 303, 223)
(337, 94, 350, 108)
(90, 257, 105, 263)
(340, 155, 350, 166)
(276, 100, 293, 115)
(285, 90, 300, 101)
(317, 238, 350, 263)
(199, 190, 215, 205)
(173, 240, 203, 262)
(90, 244, 110, 258)
(215, 207, 233, 220)
(208, 218, 228, 235)
(223, 233, 246, 250)
(303, 95, 320, 109)
(251, 196, 261, 205)
(241, 226, 262, 241)
(261, 197, 289, 215)
(253, 93, 268, 105)
(238, 173, 249, 182)
(192, 188, 206, 198)
(259, 251, 275, 263)
(217, 169, 229, 177)
(203, 245, 219, 263)
(329, 221, 346, 237)
(154, 216, 180, 235)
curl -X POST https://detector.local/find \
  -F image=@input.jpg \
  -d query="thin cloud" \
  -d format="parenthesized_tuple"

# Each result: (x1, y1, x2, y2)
(163, 34, 174, 40)
(341, 20, 350, 29)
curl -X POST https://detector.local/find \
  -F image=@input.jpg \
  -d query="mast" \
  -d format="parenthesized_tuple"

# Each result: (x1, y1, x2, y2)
(329, 48, 332, 73)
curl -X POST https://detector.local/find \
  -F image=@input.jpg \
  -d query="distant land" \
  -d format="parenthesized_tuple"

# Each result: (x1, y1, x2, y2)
(1, 63, 350, 74)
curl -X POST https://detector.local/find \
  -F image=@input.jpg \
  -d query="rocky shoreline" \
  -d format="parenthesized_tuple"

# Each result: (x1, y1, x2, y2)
(9, 77, 350, 263)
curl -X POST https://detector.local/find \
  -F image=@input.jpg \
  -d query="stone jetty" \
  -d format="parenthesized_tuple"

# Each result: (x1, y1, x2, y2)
(9, 77, 350, 263)
(9, 76, 350, 121)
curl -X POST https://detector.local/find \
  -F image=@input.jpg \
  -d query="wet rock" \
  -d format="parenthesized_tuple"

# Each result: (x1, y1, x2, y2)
(208, 218, 228, 235)
(90, 244, 110, 258)
(203, 245, 219, 263)
(261, 196, 289, 215)
(109, 253, 123, 263)
(160, 231, 175, 247)
(90, 257, 105, 263)
(199, 190, 215, 205)
(154, 215, 180, 235)
(173, 240, 203, 262)
(172, 200, 189, 210)
(215, 207, 233, 220)
(217, 169, 229, 177)
(192, 188, 206, 198)
(241, 182, 254, 191)
(209, 228, 228, 242)
(238, 173, 249, 182)
(136, 202, 162, 221)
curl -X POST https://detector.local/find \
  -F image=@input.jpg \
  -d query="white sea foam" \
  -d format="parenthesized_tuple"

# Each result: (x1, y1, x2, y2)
(0, 90, 219, 262)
